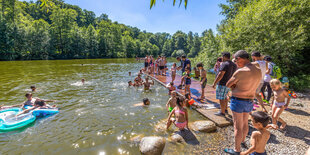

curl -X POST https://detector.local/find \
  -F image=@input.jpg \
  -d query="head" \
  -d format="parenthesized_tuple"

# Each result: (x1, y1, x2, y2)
(170, 82, 174, 86)
(128, 81, 132, 86)
(25, 93, 32, 100)
(250, 111, 271, 129)
(217, 57, 222, 62)
(30, 85, 36, 91)
(171, 91, 177, 97)
(264, 56, 272, 62)
(173, 63, 176, 67)
(34, 99, 45, 107)
(129, 72, 131, 76)
(251, 51, 262, 61)
(176, 96, 183, 108)
(234, 50, 250, 68)
(145, 77, 149, 81)
(138, 74, 141, 78)
(143, 98, 150, 105)
(185, 66, 191, 73)
(185, 93, 191, 99)
(222, 52, 231, 61)
(176, 57, 181, 61)
(270, 79, 282, 91)
(181, 55, 186, 61)
(81, 79, 85, 83)
(196, 62, 204, 70)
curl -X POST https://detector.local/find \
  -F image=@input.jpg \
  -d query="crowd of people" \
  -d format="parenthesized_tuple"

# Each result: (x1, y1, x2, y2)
(132, 50, 292, 155)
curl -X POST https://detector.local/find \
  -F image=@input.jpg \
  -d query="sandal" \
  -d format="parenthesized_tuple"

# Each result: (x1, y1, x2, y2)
(224, 148, 240, 155)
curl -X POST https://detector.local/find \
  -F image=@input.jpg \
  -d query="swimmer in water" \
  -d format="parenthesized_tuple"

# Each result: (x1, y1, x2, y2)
(17, 99, 57, 116)
(166, 82, 176, 95)
(134, 98, 150, 107)
(143, 77, 154, 90)
(81, 78, 85, 84)
(30, 85, 36, 92)
(134, 74, 143, 86)
(129, 72, 131, 76)
(166, 91, 177, 113)
(20, 93, 56, 109)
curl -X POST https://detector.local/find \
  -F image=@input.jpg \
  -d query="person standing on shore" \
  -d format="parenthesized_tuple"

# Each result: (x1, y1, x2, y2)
(177, 55, 191, 89)
(212, 52, 237, 116)
(261, 56, 273, 104)
(251, 51, 268, 112)
(224, 50, 262, 154)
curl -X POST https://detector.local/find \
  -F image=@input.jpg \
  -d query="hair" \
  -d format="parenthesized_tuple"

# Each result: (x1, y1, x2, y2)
(30, 85, 36, 89)
(176, 96, 183, 107)
(196, 62, 203, 68)
(234, 50, 249, 59)
(170, 82, 174, 85)
(222, 52, 231, 59)
(270, 79, 281, 86)
(128, 81, 132, 83)
(25, 93, 32, 97)
(143, 98, 149, 105)
(251, 51, 261, 57)
(34, 99, 45, 107)
(264, 56, 272, 61)
(217, 57, 222, 62)
(185, 66, 191, 71)
(250, 111, 271, 127)
(185, 93, 191, 99)
(176, 57, 180, 60)
(181, 55, 186, 59)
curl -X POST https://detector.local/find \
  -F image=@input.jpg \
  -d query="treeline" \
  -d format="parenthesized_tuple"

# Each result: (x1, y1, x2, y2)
(0, 0, 201, 60)
(193, 0, 310, 91)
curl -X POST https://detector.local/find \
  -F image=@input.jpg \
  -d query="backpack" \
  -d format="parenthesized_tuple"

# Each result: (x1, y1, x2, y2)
(270, 63, 282, 79)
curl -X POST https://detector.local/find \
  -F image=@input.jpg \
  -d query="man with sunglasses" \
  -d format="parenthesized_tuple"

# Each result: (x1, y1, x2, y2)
(224, 50, 262, 155)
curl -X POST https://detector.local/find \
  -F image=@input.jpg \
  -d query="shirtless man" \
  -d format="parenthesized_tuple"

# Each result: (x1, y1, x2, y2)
(143, 77, 154, 90)
(224, 50, 262, 154)
(21, 93, 56, 109)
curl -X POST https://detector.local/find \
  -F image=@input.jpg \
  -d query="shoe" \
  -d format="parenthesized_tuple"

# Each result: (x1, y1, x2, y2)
(214, 111, 225, 116)
(224, 148, 240, 155)
(241, 142, 248, 149)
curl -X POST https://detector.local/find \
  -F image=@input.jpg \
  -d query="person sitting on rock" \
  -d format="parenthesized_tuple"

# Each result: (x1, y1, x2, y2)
(166, 96, 188, 131)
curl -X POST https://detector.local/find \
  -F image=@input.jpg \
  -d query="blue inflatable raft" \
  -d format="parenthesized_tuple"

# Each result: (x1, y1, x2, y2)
(0, 108, 36, 131)
(24, 105, 59, 117)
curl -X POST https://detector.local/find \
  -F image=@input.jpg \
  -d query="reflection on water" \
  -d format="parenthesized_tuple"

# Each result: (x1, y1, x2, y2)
(0, 59, 221, 154)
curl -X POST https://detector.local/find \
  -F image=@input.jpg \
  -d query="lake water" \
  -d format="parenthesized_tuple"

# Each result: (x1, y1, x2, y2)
(0, 58, 221, 154)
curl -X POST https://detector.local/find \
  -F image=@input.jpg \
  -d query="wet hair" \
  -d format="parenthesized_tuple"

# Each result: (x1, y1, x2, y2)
(222, 52, 231, 59)
(217, 57, 222, 62)
(196, 62, 203, 68)
(25, 93, 32, 97)
(264, 56, 272, 61)
(250, 111, 271, 127)
(128, 81, 132, 83)
(251, 51, 261, 57)
(234, 50, 249, 59)
(143, 98, 149, 105)
(185, 93, 191, 99)
(270, 79, 281, 86)
(176, 96, 183, 107)
(34, 99, 45, 107)
(170, 82, 174, 85)
(30, 85, 36, 89)
(181, 55, 186, 59)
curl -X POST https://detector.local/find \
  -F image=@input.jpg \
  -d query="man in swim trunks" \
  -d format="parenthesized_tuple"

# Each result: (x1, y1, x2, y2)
(196, 62, 207, 100)
(134, 74, 143, 86)
(143, 77, 154, 90)
(224, 50, 261, 154)
(166, 91, 177, 113)
(212, 52, 237, 116)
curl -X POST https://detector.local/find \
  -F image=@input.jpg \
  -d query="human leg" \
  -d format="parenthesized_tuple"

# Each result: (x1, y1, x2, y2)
(266, 83, 272, 102)
(232, 111, 244, 152)
(242, 112, 250, 142)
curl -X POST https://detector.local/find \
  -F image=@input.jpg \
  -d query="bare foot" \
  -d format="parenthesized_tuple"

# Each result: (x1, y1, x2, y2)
(280, 123, 286, 130)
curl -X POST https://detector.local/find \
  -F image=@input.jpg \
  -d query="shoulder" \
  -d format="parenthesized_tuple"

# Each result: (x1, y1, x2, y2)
(252, 131, 262, 138)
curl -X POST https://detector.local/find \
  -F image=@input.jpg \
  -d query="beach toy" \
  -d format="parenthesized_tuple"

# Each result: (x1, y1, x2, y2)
(0, 108, 36, 131)
(188, 99, 195, 105)
(24, 105, 59, 117)
(253, 104, 259, 108)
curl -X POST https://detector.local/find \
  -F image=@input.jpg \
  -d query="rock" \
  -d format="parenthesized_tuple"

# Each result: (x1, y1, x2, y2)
(170, 133, 184, 143)
(130, 135, 143, 144)
(139, 136, 166, 155)
(190, 120, 216, 133)
(154, 119, 167, 132)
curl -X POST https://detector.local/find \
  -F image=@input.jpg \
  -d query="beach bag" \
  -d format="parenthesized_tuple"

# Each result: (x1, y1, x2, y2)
(270, 63, 282, 79)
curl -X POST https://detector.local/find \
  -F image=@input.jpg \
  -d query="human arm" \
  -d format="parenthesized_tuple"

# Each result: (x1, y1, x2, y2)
(167, 109, 174, 123)
(284, 90, 291, 108)
(226, 71, 240, 89)
(185, 109, 189, 128)
(241, 132, 259, 155)
(16, 106, 37, 116)
(212, 71, 225, 89)
(166, 99, 170, 112)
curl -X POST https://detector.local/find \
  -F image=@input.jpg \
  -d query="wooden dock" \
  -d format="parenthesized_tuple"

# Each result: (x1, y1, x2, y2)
(146, 73, 233, 127)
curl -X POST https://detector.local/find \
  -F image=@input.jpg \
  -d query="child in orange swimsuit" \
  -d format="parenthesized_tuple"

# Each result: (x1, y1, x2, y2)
(166, 96, 188, 131)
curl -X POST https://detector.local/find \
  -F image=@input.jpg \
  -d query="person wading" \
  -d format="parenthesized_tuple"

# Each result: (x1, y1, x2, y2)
(224, 50, 262, 155)
(212, 52, 237, 116)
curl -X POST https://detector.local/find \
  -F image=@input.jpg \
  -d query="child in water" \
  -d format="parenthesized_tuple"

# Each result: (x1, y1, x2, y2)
(81, 78, 85, 84)
(166, 82, 176, 95)
(171, 63, 177, 83)
(129, 72, 131, 76)
(30, 85, 36, 92)
(166, 91, 177, 113)
(17, 99, 56, 116)
(225, 111, 271, 155)
(134, 98, 150, 107)
(184, 67, 192, 95)
(270, 79, 290, 129)
(143, 77, 154, 90)
(166, 96, 188, 131)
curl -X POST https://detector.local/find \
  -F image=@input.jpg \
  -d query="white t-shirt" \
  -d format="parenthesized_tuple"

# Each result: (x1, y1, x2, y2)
(256, 60, 267, 83)
(264, 62, 274, 82)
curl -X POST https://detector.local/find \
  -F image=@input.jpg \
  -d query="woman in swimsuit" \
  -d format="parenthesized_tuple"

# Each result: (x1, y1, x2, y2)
(166, 96, 188, 131)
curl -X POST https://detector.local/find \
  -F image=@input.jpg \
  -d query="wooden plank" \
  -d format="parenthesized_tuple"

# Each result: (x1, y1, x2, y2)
(146, 73, 233, 127)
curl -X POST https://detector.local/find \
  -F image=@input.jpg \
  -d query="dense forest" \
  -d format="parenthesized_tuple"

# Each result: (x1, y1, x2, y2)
(1, 0, 309, 90)
(0, 0, 201, 60)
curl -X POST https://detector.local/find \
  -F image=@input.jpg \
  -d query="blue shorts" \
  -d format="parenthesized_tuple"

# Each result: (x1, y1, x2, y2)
(250, 152, 267, 155)
(185, 78, 191, 85)
(216, 85, 230, 100)
(230, 98, 253, 113)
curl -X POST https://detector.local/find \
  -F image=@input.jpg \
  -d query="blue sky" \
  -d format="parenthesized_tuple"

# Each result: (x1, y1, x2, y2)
(26, 0, 227, 35)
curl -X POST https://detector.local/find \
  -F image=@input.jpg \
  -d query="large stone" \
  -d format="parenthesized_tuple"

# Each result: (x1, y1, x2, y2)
(190, 120, 216, 133)
(139, 136, 166, 155)
(170, 133, 184, 143)
(130, 135, 143, 144)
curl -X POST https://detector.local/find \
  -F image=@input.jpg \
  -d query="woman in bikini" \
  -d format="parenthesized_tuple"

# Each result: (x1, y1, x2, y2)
(166, 96, 188, 131)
